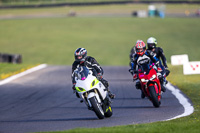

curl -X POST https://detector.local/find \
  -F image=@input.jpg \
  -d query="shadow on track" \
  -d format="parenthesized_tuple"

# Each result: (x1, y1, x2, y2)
(0, 117, 98, 123)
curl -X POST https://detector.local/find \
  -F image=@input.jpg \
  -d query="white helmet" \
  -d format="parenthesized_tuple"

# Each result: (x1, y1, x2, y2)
(147, 37, 157, 50)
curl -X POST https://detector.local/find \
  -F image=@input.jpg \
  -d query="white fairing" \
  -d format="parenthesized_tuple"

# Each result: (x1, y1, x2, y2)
(75, 70, 107, 107)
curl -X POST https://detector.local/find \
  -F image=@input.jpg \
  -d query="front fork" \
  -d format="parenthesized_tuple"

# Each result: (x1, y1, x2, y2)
(142, 82, 161, 97)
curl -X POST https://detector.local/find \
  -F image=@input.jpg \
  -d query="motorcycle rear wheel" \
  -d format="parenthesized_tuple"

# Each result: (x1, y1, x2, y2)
(89, 97, 104, 119)
(149, 86, 161, 108)
(104, 106, 113, 117)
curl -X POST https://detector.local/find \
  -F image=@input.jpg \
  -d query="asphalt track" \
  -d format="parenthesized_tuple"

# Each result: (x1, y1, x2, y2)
(0, 65, 188, 133)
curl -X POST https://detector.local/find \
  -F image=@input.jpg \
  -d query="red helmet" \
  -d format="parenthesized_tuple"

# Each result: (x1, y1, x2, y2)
(135, 40, 146, 56)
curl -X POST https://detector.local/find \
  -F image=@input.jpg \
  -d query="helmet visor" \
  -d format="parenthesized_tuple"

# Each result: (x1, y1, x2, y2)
(136, 48, 144, 53)
(148, 43, 155, 50)
(77, 55, 83, 60)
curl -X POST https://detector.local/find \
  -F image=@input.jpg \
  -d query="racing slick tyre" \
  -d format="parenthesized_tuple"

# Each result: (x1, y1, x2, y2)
(104, 106, 113, 117)
(149, 86, 160, 108)
(89, 97, 104, 119)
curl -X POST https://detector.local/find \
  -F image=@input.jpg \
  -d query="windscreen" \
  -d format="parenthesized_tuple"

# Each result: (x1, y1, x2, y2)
(75, 66, 89, 80)
(138, 63, 151, 74)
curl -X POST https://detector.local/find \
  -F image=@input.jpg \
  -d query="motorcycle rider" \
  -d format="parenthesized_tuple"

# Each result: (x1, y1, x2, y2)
(71, 48, 115, 99)
(129, 40, 139, 68)
(129, 46, 136, 70)
(129, 45, 136, 60)
(147, 37, 170, 92)
(129, 40, 162, 98)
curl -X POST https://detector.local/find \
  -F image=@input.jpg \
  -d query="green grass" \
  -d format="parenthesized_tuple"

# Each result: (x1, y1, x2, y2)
(0, 63, 37, 79)
(0, 17, 200, 65)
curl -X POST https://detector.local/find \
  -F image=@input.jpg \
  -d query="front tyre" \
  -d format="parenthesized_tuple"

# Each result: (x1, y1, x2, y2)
(89, 97, 104, 119)
(149, 86, 160, 108)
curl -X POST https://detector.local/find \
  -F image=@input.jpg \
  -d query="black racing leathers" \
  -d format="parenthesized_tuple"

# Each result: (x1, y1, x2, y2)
(72, 56, 104, 85)
(131, 50, 160, 73)
(149, 47, 168, 68)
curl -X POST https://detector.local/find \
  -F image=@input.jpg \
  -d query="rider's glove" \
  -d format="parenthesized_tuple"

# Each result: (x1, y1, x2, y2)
(165, 67, 170, 76)
(97, 73, 102, 80)
(133, 73, 138, 81)
(129, 69, 134, 75)
(157, 67, 162, 73)
(165, 67, 169, 71)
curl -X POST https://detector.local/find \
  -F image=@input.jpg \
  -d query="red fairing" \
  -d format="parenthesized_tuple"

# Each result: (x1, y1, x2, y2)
(138, 66, 162, 107)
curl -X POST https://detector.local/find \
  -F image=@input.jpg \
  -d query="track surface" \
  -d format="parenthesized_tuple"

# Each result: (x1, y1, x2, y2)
(0, 66, 185, 133)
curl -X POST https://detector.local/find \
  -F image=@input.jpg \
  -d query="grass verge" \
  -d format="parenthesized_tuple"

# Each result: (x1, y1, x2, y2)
(0, 63, 39, 80)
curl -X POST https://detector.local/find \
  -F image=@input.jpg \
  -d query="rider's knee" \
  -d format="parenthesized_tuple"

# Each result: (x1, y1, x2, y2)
(101, 78, 109, 88)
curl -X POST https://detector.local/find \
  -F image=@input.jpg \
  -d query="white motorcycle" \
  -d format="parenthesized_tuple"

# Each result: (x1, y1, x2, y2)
(74, 66, 113, 119)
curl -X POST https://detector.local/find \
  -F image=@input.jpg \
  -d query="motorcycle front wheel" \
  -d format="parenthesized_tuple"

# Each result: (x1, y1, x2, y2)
(89, 97, 104, 119)
(149, 86, 161, 108)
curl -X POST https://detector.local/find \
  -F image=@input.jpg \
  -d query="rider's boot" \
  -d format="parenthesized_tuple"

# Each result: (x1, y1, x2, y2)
(108, 90, 115, 99)
(76, 92, 83, 102)
(135, 80, 145, 98)
(135, 80, 141, 90)
(76, 92, 80, 98)
(161, 79, 166, 92)
(165, 79, 168, 85)
(104, 87, 115, 99)
(100, 78, 115, 99)
(159, 75, 167, 92)
(161, 85, 166, 92)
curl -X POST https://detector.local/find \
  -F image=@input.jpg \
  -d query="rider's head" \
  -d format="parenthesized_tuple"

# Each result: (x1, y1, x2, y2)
(135, 40, 146, 56)
(74, 48, 87, 62)
(147, 37, 157, 50)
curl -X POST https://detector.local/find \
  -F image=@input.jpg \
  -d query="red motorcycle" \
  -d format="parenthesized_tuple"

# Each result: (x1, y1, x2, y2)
(137, 64, 162, 108)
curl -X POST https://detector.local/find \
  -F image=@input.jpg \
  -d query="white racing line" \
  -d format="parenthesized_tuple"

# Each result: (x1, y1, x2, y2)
(165, 82, 194, 120)
(0, 64, 194, 121)
(0, 64, 47, 86)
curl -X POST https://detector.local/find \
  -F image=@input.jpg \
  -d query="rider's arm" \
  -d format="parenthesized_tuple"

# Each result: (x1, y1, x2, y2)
(71, 62, 77, 84)
(131, 55, 138, 79)
(129, 47, 136, 59)
(158, 47, 168, 68)
(147, 50, 160, 67)
(131, 54, 138, 73)
(130, 53, 135, 68)
(85, 57, 104, 75)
